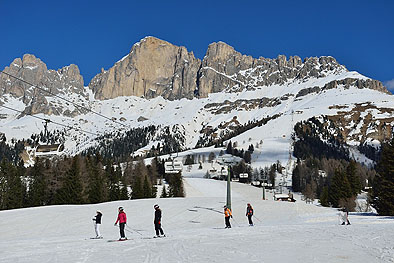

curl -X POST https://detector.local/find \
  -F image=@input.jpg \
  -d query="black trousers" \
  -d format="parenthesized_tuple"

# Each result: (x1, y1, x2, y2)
(119, 223, 126, 238)
(225, 217, 231, 228)
(155, 222, 164, 236)
(248, 215, 253, 225)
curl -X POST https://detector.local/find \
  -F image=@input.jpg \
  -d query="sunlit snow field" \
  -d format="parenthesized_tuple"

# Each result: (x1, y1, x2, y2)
(0, 177, 393, 263)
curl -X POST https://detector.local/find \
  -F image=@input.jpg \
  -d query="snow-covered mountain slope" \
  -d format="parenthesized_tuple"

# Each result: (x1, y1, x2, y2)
(0, 178, 393, 263)
(1, 66, 393, 167)
(1, 37, 393, 165)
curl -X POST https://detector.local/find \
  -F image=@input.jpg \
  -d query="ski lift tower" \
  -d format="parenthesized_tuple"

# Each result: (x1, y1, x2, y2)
(226, 166, 231, 210)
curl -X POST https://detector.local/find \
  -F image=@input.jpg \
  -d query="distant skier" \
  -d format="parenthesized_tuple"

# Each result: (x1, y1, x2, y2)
(154, 204, 165, 237)
(224, 205, 232, 228)
(92, 210, 103, 238)
(114, 207, 127, 240)
(341, 208, 351, 225)
(246, 203, 254, 226)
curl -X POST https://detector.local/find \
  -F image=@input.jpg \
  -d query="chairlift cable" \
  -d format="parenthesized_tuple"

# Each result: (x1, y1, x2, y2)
(0, 70, 129, 129)
(0, 104, 98, 136)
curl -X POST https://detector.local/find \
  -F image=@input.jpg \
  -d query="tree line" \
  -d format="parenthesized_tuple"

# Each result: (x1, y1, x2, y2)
(292, 116, 394, 215)
(84, 125, 185, 163)
(0, 154, 185, 211)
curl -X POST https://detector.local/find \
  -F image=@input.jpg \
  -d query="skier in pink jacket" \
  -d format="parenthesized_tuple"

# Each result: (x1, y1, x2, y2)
(114, 207, 127, 240)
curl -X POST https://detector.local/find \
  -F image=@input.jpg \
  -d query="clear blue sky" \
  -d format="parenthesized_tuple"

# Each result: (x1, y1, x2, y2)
(1, 0, 393, 90)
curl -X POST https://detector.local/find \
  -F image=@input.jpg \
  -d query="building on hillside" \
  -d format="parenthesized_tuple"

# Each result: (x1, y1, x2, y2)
(274, 193, 296, 202)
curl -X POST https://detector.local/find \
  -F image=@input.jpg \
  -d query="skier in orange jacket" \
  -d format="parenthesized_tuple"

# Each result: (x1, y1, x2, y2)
(224, 205, 232, 228)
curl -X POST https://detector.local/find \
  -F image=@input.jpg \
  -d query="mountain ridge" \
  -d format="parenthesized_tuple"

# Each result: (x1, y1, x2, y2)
(0, 36, 393, 165)
(1, 36, 389, 114)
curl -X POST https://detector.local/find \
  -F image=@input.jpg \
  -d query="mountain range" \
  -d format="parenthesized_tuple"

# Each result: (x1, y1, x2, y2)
(0, 36, 393, 166)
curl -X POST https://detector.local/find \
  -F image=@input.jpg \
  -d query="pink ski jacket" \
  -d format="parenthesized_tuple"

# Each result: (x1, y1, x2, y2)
(115, 211, 127, 224)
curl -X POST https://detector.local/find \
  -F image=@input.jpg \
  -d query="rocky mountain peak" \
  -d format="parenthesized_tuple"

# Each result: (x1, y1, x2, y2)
(89, 36, 201, 100)
(1, 37, 389, 117)
(0, 54, 85, 116)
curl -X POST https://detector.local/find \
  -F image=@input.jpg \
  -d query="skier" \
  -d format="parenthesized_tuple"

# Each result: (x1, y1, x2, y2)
(154, 204, 165, 237)
(246, 203, 254, 226)
(341, 208, 351, 225)
(92, 210, 103, 238)
(224, 205, 232, 228)
(114, 207, 127, 240)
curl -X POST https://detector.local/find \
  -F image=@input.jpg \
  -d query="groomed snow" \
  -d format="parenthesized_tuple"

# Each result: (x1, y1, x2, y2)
(0, 178, 393, 263)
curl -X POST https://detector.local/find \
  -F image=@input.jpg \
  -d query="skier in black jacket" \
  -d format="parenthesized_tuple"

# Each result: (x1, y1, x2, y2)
(154, 204, 165, 237)
(92, 210, 103, 238)
(246, 203, 254, 226)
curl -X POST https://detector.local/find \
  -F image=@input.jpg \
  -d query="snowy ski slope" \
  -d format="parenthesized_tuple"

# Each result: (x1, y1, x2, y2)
(0, 177, 393, 263)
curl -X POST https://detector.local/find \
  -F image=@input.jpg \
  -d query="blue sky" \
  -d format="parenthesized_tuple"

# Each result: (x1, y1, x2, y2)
(1, 0, 393, 91)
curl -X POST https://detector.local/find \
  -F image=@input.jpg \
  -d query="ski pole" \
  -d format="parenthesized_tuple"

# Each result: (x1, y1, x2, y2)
(126, 224, 143, 236)
(254, 215, 263, 222)
(232, 216, 240, 226)
(124, 228, 134, 234)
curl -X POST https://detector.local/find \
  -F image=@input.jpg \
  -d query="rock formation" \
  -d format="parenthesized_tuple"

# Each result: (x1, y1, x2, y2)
(0, 54, 85, 116)
(89, 37, 201, 100)
(0, 37, 389, 117)
(89, 37, 388, 100)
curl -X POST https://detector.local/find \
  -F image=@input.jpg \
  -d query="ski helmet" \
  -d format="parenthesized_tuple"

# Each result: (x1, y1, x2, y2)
(118, 207, 124, 211)
(96, 210, 102, 214)
(154, 204, 159, 209)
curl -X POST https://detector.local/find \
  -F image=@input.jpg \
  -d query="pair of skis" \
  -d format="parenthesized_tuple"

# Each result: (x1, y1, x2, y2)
(106, 236, 167, 242)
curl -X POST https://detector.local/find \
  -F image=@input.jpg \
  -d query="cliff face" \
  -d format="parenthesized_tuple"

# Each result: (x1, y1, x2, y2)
(89, 37, 388, 100)
(0, 37, 389, 117)
(0, 54, 85, 116)
(89, 37, 201, 100)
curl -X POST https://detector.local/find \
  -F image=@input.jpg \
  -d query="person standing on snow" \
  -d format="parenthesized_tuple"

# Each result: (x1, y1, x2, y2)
(224, 205, 232, 228)
(341, 207, 351, 225)
(114, 207, 127, 240)
(154, 204, 165, 237)
(246, 203, 254, 226)
(92, 210, 103, 238)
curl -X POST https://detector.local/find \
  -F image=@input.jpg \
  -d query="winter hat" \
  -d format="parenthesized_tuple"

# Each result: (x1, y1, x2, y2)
(96, 210, 102, 214)
(154, 204, 159, 209)
(118, 207, 124, 211)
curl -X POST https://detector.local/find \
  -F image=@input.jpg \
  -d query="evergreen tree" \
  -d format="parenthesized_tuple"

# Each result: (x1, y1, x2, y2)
(160, 185, 168, 198)
(328, 169, 352, 208)
(28, 159, 49, 207)
(106, 161, 120, 201)
(0, 160, 26, 210)
(291, 160, 302, 192)
(319, 186, 329, 207)
(87, 157, 107, 203)
(119, 179, 129, 200)
(372, 138, 394, 215)
(226, 141, 233, 154)
(248, 144, 254, 153)
(244, 151, 252, 164)
(54, 156, 84, 204)
(151, 184, 157, 198)
(168, 172, 185, 197)
(143, 175, 153, 198)
(346, 160, 362, 196)
(269, 165, 276, 188)
(131, 175, 144, 199)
